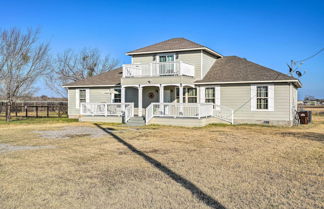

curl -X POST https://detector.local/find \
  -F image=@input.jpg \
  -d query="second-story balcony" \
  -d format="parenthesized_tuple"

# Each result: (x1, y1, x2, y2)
(122, 61, 195, 78)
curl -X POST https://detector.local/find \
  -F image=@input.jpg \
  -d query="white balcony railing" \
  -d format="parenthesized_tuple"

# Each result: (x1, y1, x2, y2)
(123, 61, 195, 78)
(145, 103, 234, 124)
(80, 103, 134, 122)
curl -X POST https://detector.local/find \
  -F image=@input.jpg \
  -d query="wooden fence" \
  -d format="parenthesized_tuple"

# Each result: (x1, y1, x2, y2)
(299, 105, 324, 116)
(0, 101, 68, 118)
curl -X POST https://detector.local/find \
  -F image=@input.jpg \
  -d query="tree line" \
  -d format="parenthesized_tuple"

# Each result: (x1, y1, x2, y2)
(0, 28, 119, 121)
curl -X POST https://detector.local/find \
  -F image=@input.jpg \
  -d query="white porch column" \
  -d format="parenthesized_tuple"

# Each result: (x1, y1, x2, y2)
(159, 84, 164, 114)
(159, 85, 164, 103)
(179, 84, 183, 103)
(121, 86, 125, 111)
(121, 86, 125, 103)
(179, 84, 184, 115)
(138, 85, 143, 116)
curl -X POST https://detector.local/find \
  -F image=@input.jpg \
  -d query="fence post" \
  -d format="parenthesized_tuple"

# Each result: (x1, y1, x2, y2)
(15, 104, 18, 117)
(25, 106, 28, 117)
(36, 106, 38, 118)
(58, 104, 61, 118)
(47, 106, 49, 117)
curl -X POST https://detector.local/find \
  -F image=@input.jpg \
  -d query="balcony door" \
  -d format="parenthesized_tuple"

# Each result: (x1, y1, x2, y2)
(159, 54, 175, 76)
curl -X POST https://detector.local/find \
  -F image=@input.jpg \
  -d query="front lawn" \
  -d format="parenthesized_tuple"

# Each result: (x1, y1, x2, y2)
(0, 117, 323, 208)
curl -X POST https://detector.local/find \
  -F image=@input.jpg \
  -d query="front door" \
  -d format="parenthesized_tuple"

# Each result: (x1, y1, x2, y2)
(159, 54, 175, 75)
(164, 90, 171, 103)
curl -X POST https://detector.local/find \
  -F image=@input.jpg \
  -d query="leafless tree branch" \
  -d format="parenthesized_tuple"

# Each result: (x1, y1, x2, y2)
(46, 48, 119, 97)
(0, 28, 50, 121)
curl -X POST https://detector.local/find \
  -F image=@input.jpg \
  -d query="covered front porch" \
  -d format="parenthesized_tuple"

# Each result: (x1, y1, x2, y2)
(78, 84, 234, 126)
(122, 84, 196, 117)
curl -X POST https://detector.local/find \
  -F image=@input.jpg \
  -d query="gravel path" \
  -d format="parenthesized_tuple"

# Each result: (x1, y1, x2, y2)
(34, 126, 109, 139)
(0, 144, 54, 154)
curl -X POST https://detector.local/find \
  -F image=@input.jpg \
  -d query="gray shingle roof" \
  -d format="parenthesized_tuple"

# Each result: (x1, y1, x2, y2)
(63, 67, 122, 87)
(127, 38, 222, 57)
(196, 56, 299, 84)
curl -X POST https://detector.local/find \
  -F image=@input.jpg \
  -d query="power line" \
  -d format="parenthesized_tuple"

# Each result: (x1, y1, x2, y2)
(297, 48, 324, 63)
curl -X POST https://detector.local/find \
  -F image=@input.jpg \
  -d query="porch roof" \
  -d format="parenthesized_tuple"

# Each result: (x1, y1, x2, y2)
(63, 67, 122, 88)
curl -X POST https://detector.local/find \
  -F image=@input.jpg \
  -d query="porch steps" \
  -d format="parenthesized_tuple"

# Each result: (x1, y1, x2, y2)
(126, 116, 146, 126)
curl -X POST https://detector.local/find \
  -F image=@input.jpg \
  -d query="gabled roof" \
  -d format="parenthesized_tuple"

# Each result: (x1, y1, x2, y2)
(127, 38, 222, 57)
(195, 56, 301, 87)
(63, 67, 122, 87)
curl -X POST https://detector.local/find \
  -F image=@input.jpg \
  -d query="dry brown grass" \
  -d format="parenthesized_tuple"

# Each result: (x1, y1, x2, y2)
(0, 117, 323, 209)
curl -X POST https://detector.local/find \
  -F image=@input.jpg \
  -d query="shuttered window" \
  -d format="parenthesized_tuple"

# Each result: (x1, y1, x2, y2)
(79, 90, 87, 103)
(256, 86, 268, 109)
(113, 88, 121, 103)
(205, 88, 215, 103)
(251, 84, 274, 111)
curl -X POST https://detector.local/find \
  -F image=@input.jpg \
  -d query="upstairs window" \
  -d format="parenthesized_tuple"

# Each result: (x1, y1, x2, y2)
(205, 88, 215, 103)
(159, 54, 175, 75)
(256, 86, 268, 109)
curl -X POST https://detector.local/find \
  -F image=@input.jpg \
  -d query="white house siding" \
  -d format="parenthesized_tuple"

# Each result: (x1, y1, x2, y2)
(131, 50, 202, 80)
(121, 76, 195, 86)
(132, 54, 154, 64)
(67, 87, 115, 118)
(217, 83, 291, 125)
(201, 51, 217, 79)
(177, 50, 202, 80)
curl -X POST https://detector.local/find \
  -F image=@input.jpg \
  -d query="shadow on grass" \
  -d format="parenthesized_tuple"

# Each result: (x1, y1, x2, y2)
(280, 131, 324, 142)
(95, 123, 226, 209)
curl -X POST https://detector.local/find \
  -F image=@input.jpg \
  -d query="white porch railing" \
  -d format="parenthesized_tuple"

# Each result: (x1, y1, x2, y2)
(213, 104, 234, 124)
(123, 61, 195, 78)
(80, 103, 134, 122)
(145, 103, 234, 125)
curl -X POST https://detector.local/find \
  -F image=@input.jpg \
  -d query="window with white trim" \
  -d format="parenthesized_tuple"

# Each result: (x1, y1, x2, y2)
(205, 88, 215, 103)
(113, 88, 121, 103)
(175, 87, 197, 103)
(256, 86, 268, 110)
(159, 53, 175, 75)
(79, 89, 86, 103)
(187, 88, 197, 103)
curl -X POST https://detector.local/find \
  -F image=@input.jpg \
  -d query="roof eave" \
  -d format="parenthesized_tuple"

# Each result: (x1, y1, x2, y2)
(62, 84, 121, 88)
(195, 79, 302, 87)
(127, 47, 223, 57)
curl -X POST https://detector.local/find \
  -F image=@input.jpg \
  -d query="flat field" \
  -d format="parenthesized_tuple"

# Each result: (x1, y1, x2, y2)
(0, 117, 323, 209)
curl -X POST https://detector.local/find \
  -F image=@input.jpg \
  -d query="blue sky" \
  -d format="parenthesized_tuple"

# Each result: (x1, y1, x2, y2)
(1, 0, 323, 99)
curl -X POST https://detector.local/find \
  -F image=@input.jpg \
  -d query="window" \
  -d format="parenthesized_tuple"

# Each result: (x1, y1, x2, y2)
(159, 54, 175, 75)
(187, 88, 197, 103)
(113, 88, 121, 103)
(159, 54, 174, 62)
(256, 86, 268, 109)
(79, 89, 86, 103)
(176, 87, 197, 103)
(205, 88, 215, 103)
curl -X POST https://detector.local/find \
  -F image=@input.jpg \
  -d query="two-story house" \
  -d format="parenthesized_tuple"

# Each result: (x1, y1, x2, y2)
(63, 38, 301, 126)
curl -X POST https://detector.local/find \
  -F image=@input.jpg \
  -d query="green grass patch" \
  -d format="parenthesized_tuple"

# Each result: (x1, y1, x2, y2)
(0, 117, 78, 125)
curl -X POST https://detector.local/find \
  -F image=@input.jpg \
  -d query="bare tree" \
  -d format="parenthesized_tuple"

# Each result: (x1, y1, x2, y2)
(47, 48, 119, 97)
(0, 28, 50, 121)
